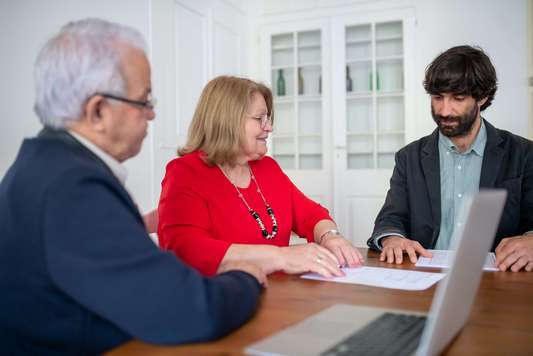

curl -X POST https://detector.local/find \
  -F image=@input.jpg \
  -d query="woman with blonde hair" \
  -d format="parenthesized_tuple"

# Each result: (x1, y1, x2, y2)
(158, 76, 363, 276)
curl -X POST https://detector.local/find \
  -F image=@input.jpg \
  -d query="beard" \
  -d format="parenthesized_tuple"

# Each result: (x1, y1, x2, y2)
(431, 103, 479, 137)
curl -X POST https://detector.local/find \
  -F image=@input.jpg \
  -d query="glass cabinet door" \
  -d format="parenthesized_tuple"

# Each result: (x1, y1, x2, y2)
(345, 20, 405, 169)
(271, 30, 323, 170)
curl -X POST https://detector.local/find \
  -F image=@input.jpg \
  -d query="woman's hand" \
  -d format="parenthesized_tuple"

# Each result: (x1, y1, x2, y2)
(320, 234, 364, 268)
(278, 243, 344, 278)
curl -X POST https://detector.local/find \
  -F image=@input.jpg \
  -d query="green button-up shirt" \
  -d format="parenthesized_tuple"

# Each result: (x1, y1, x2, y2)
(435, 119, 487, 249)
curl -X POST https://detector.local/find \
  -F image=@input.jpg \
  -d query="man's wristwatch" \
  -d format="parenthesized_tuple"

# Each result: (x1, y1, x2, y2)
(318, 229, 341, 244)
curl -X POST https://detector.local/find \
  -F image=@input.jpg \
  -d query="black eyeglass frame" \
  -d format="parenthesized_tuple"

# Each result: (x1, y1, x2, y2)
(96, 93, 156, 110)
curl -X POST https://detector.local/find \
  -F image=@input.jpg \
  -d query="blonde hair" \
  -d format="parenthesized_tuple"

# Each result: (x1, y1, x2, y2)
(179, 76, 273, 166)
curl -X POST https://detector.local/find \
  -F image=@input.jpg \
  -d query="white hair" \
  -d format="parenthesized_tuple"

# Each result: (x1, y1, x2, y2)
(33, 18, 147, 128)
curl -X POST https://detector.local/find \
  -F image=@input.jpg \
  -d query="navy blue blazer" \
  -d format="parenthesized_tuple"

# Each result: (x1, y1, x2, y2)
(0, 128, 262, 355)
(368, 120, 533, 251)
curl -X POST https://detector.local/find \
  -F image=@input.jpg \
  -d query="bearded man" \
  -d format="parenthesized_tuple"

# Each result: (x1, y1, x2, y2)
(367, 45, 533, 272)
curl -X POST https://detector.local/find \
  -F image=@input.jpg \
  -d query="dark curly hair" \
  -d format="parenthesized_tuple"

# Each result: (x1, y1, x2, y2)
(423, 45, 497, 111)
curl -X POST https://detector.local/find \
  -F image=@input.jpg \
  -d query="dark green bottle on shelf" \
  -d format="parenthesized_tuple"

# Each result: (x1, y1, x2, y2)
(298, 67, 304, 95)
(346, 65, 353, 92)
(277, 69, 286, 96)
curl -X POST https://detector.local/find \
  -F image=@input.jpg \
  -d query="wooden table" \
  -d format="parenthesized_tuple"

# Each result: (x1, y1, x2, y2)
(108, 249, 533, 355)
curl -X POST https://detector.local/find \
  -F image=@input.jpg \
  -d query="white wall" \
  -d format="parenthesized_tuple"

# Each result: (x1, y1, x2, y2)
(412, 0, 528, 136)
(0, 0, 152, 213)
(0, 0, 257, 213)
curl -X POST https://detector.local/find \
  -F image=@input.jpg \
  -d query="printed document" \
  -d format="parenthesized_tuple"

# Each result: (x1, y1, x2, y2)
(415, 249, 498, 271)
(301, 266, 445, 291)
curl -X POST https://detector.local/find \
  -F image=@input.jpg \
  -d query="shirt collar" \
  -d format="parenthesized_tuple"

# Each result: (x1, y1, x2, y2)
(68, 130, 128, 185)
(438, 118, 487, 157)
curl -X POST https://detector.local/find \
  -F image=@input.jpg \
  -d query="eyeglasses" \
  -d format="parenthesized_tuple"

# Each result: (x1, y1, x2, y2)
(250, 114, 273, 129)
(97, 92, 156, 111)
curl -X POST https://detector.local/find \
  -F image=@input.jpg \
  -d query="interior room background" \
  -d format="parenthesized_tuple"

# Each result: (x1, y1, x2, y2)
(1, 0, 531, 246)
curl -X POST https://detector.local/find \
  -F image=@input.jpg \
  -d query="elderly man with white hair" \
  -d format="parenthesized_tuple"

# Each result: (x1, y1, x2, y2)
(0, 18, 265, 354)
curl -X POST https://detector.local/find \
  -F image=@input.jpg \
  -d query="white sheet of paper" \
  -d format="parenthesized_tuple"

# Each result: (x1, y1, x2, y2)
(415, 249, 498, 271)
(301, 266, 445, 291)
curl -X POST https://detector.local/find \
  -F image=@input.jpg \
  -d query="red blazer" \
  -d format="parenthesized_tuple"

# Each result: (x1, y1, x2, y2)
(158, 151, 331, 275)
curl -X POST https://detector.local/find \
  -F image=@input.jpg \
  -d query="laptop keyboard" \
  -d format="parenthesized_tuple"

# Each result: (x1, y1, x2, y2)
(320, 312, 426, 356)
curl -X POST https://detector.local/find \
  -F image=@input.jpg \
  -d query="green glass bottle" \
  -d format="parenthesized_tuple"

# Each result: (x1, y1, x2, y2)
(277, 69, 286, 96)
(346, 66, 353, 92)
(298, 67, 304, 95)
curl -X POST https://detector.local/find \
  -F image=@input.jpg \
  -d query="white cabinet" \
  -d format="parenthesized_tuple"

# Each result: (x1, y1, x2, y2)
(263, 8, 415, 246)
(345, 21, 405, 169)
(270, 30, 323, 170)
(262, 20, 333, 209)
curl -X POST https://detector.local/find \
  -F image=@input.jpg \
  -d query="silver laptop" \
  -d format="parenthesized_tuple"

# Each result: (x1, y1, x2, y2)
(246, 190, 507, 356)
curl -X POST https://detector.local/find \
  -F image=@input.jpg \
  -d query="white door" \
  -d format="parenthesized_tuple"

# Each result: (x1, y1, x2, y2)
(332, 10, 416, 247)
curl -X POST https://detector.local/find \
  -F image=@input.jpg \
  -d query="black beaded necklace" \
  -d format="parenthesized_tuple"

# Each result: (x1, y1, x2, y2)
(219, 164, 278, 239)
